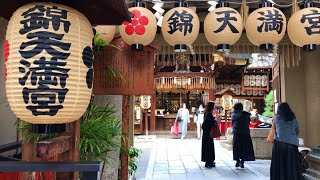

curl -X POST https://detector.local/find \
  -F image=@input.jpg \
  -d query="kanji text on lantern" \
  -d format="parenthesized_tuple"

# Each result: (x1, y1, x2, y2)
(18, 4, 71, 116)
(257, 9, 284, 34)
(301, 9, 320, 35)
(167, 10, 194, 36)
(214, 10, 240, 33)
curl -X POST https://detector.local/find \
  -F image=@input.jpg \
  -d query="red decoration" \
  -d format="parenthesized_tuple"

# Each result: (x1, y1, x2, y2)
(138, 16, 148, 25)
(123, 9, 148, 36)
(125, 25, 135, 35)
(132, 19, 138, 26)
(4, 40, 9, 81)
(132, 10, 141, 18)
(135, 25, 145, 35)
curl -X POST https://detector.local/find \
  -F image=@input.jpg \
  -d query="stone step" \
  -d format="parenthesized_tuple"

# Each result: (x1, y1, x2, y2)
(219, 140, 233, 151)
(303, 168, 320, 180)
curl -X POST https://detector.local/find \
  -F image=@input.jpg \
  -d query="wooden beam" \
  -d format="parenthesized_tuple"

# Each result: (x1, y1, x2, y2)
(37, 136, 72, 158)
(155, 72, 213, 78)
(121, 95, 130, 180)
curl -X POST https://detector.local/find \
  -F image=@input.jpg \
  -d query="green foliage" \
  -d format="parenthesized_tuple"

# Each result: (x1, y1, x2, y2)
(262, 91, 274, 117)
(15, 119, 57, 143)
(79, 103, 122, 162)
(105, 66, 125, 83)
(128, 146, 142, 176)
(93, 34, 121, 54)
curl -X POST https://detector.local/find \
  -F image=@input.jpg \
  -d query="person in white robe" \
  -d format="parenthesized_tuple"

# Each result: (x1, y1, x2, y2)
(196, 104, 204, 139)
(176, 103, 190, 139)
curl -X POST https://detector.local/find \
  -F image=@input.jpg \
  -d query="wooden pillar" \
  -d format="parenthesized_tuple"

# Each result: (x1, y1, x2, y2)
(56, 120, 80, 180)
(21, 126, 36, 180)
(129, 95, 134, 147)
(150, 92, 156, 133)
(121, 95, 130, 180)
(209, 89, 215, 101)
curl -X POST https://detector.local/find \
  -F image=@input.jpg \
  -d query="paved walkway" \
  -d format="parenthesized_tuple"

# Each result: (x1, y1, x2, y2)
(134, 134, 271, 180)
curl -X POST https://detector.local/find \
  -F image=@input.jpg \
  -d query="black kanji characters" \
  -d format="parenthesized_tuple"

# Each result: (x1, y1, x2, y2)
(19, 57, 70, 88)
(257, 9, 284, 34)
(19, 4, 72, 116)
(301, 9, 320, 35)
(167, 10, 194, 36)
(20, 5, 70, 34)
(82, 46, 94, 89)
(214, 10, 239, 33)
(22, 85, 68, 116)
(19, 31, 71, 59)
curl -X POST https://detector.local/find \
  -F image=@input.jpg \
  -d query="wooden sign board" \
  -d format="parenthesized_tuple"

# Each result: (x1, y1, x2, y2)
(93, 38, 155, 95)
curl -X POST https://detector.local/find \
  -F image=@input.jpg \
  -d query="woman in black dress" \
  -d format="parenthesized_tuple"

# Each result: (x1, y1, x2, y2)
(232, 102, 255, 168)
(270, 102, 302, 180)
(201, 101, 216, 168)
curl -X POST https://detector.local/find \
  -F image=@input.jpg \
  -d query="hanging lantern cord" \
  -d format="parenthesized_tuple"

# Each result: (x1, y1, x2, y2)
(133, 0, 144, 7)
(217, 0, 229, 8)
(174, 0, 187, 7)
(259, 0, 272, 7)
(302, 0, 314, 8)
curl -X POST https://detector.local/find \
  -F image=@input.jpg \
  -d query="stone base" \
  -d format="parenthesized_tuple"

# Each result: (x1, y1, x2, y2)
(250, 128, 273, 159)
(219, 140, 233, 151)
(303, 153, 320, 179)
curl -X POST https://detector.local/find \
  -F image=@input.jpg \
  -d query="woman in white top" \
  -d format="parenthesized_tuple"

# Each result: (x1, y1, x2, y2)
(195, 104, 204, 139)
(176, 103, 190, 139)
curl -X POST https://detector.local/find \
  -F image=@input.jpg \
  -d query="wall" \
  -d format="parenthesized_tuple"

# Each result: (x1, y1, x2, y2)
(0, 17, 18, 156)
(281, 57, 307, 143)
(94, 95, 122, 180)
(281, 49, 320, 148)
(302, 50, 320, 148)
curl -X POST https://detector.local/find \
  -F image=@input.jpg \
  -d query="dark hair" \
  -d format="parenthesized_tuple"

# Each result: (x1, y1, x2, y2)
(205, 101, 215, 113)
(277, 102, 296, 121)
(233, 102, 243, 111)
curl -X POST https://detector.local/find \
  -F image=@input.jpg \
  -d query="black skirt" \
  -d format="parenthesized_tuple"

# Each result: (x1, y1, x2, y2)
(232, 133, 255, 161)
(201, 131, 215, 163)
(270, 140, 302, 180)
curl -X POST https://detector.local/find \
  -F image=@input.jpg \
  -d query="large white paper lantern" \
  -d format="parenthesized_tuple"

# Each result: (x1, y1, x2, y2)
(5, 3, 94, 124)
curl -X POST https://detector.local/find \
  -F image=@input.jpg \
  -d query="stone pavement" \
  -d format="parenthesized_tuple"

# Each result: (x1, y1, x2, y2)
(134, 134, 271, 180)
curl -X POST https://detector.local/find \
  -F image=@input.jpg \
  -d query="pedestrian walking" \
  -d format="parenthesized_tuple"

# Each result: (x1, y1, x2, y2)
(232, 102, 255, 168)
(176, 103, 190, 139)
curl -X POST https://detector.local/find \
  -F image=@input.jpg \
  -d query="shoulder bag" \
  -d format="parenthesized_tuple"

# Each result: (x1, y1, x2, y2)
(267, 116, 276, 143)
(210, 122, 221, 138)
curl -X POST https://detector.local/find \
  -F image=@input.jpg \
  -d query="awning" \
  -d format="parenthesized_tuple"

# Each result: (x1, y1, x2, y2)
(0, 0, 131, 25)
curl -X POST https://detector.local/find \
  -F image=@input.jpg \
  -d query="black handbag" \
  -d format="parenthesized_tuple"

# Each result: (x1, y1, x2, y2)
(176, 116, 182, 122)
